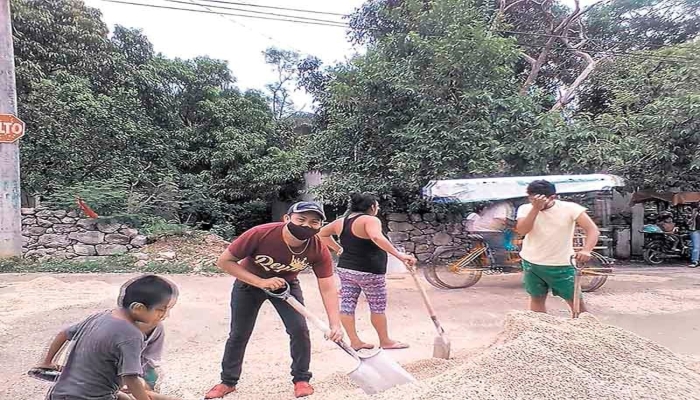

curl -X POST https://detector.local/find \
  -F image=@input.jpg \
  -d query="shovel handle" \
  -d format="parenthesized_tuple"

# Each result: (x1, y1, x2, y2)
(408, 267, 445, 335)
(570, 256, 582, 318)
(271, 287, 361, 361)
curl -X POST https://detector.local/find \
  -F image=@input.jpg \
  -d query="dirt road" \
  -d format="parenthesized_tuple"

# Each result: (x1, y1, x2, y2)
(3, 267, 700, 399)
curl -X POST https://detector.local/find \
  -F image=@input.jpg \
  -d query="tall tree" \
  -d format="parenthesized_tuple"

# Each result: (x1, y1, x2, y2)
(301, 0, 537, 209)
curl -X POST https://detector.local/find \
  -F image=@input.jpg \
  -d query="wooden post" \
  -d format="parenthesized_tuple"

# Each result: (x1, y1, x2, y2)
(631, 204, 645, 256)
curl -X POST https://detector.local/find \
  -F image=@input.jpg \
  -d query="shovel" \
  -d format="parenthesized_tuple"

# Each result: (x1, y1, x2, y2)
(407, 265, 451, 359)
(263, 282, 416, 395)
(570, 256, 583, 319)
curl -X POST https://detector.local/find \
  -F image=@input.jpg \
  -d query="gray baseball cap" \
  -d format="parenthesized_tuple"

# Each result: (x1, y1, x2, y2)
(287, 201, 326, 220)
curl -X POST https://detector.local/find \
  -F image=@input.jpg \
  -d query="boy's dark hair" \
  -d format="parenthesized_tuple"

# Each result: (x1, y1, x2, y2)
(349, 192, 378, 213)
(119, 274, 174, 309)
(526, 180, 557, 197)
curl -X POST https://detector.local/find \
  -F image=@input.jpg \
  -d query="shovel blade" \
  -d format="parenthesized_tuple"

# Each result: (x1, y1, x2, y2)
(432, 335, 451, 359)
(347, 349, 416, 395)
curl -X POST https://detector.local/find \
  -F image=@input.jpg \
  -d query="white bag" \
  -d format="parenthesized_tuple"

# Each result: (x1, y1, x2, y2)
(386, 245, 409, 277)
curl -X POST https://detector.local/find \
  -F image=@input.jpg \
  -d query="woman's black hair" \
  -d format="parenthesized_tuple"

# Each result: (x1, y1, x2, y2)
(349, 192, 378, 213)
(119, 274, 174, 309)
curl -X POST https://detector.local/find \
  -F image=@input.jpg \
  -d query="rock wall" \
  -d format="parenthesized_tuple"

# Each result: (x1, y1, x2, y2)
(21, 208, 147, 260)
(385, 213, 472, 262)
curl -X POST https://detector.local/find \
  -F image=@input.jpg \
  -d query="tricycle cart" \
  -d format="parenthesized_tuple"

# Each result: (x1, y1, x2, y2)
(420, 174, 623, 292)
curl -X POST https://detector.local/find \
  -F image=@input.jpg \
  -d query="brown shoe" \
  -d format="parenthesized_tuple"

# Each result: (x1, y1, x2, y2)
(294, 381, 314, 398)
(204, 383, 236, 399)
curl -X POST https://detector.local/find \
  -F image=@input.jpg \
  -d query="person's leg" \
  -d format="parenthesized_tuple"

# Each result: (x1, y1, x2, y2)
(522, 261, 550, 313)
(480, 232, 507, 265)
(220, 281, 267, 386)
(269, 279, 312, 385)
(691, 231, 700, 265)
(357, 272, 408, 349)
(337, 269, 372, 350)
(529, 295, 548, 313)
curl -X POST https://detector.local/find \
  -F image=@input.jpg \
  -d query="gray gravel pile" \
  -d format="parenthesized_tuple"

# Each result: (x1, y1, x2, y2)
(317, 311, 700, 400)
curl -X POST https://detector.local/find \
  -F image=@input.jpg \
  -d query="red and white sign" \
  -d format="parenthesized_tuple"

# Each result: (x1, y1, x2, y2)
(0, 114, 25, 143)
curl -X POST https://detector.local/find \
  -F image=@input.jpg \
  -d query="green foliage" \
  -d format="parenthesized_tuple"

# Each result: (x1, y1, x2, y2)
(140, 218, 191, 239)
(11, 0, 700, 222)
(44, 178, 131, 216)
(12, 0, 308, 234)
(579, 43, 700, 190)
(302, 0, 539, 210)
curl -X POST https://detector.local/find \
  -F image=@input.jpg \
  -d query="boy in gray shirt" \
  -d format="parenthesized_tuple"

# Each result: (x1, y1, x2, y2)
(34, 275, 179, 400)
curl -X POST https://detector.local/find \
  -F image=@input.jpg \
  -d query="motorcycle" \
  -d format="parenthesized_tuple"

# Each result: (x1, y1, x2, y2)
(641, 225, 691, 265)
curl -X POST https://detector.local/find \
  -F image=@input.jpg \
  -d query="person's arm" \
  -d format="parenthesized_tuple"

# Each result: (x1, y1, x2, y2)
(122, 375, 151, 400)
(217, 249, 285, 290)
(364, 217, 415, 264)
(515, 208, 538, 235)
(316, 275, 343, 342)
(575, 211, 600, 263)
(36, 330, 69, 369)
(515, 196, 550, 235)
(117, 337, 151, 400)
(318, 219, 343, 254)
(217, 227, 285, 290)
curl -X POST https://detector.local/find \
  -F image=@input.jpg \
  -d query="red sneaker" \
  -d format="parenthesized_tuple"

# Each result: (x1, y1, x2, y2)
(294, 381, 314, 398)
(204, 383, 236, 399)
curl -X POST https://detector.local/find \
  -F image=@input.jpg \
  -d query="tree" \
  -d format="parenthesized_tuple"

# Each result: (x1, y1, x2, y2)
(582, 43, 700, 190)
(492, 0, 700, 110)
(263, 47, 302, 123)
(12, 0, 308, 233)
(301, 0, 538, 209)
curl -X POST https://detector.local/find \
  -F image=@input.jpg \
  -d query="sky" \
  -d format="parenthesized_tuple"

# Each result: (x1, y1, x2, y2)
(83, 0, 367, 111)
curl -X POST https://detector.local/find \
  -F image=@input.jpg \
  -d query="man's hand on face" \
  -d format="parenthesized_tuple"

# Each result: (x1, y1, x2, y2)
(531, 194, 552, 211)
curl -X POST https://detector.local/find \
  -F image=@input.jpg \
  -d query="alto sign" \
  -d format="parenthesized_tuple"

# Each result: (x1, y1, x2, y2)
(0, 114, 25, 143)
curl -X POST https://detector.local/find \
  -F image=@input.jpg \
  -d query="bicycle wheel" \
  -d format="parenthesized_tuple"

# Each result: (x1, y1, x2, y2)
(580, 252, 610, 293)
(430, 246, 486, 289)
(423, 263, 450, 290)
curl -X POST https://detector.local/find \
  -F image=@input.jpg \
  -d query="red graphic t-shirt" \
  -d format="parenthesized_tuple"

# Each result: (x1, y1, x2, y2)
(227, 222, 333, 281)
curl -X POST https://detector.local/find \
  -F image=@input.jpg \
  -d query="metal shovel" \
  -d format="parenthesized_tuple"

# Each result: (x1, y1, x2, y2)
(263, 282, 416, 395)
(407, 266, 451, 359)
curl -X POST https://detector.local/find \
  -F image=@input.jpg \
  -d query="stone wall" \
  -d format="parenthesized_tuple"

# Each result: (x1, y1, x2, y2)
(21, 208, 147, 260)
(385, 213, 470, 262)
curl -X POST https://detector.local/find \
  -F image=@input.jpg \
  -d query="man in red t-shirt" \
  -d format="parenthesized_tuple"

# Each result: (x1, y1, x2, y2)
(204, 202, 343, 399)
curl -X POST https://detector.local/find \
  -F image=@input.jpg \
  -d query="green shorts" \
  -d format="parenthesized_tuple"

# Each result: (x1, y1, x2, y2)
(522, 260, 577, 300)
(143, 366, 158, 390)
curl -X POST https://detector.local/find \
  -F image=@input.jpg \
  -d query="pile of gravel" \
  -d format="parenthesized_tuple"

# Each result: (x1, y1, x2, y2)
(317, 311, 700, 400)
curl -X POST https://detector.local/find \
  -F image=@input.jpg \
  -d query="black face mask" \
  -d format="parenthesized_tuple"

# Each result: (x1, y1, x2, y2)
(287, 222, 320, 241)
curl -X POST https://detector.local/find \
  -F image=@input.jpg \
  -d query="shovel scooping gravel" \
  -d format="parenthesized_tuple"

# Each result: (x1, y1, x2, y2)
(263, 282, 417, 395)
(407, 265, 451, 359)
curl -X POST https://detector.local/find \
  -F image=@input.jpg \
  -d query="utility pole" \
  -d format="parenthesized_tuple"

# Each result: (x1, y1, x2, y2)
(0, 0, 23, 258)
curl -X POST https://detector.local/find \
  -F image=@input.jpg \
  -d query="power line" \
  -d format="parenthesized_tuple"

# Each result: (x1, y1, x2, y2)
(186, 0, 347, 17)
(99, 0, 698, 64)
(161, 0, 346, 25)
(99, 0, 347, 27)
(185, 0, 311, 58)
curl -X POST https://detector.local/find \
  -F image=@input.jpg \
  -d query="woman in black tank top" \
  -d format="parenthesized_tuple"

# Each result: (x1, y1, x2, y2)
(319, 193, 416, 351)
